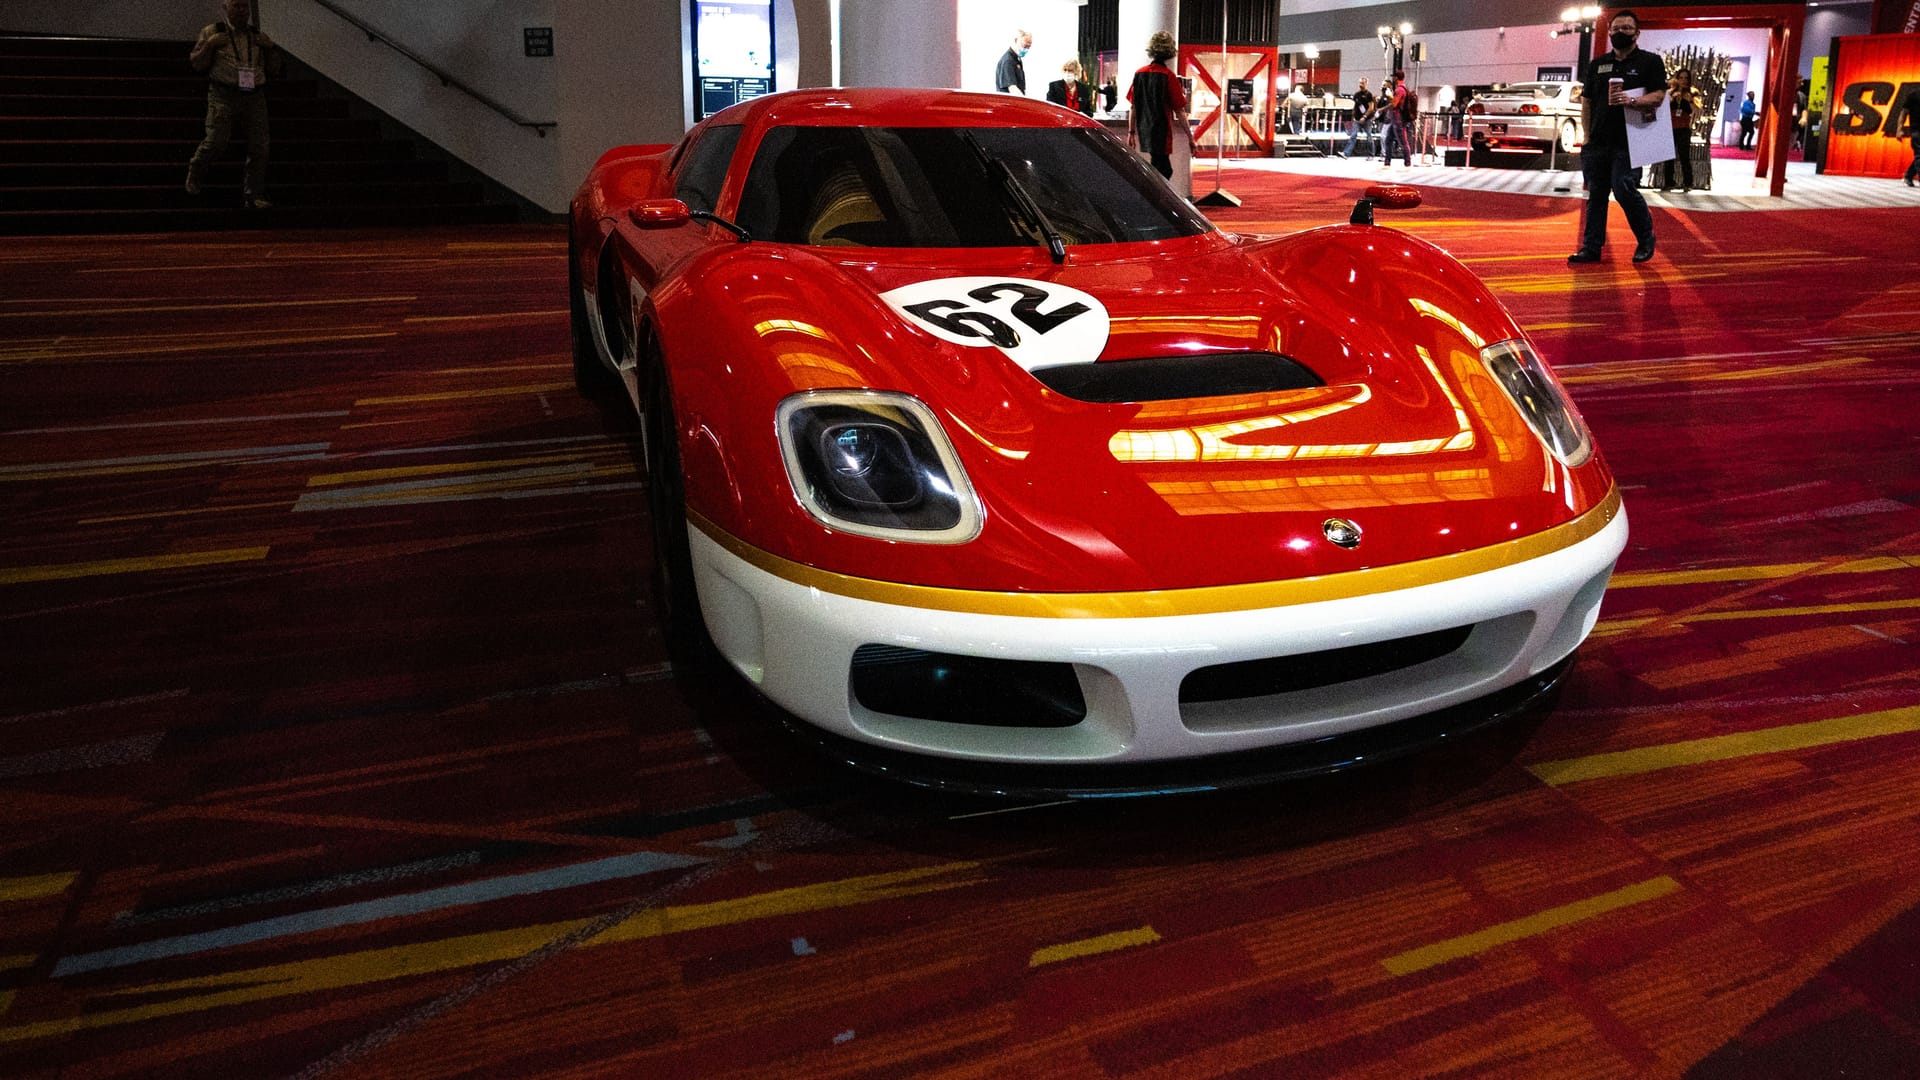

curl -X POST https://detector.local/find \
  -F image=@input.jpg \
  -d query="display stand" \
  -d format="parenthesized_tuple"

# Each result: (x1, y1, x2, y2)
(1193, 0, 1240, 207)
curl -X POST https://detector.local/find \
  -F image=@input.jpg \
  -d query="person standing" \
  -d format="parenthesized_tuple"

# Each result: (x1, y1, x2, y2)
(1660, 68, 1696, 192)
(1905, 103, 1919, 188)
(996, 30, 1032, 95)
(1341, 78, 1375, 158)
(1046, 60, 1095, 117)
(185, 0, 275, 208)
(1126, 31, 1189, 181)
(1380, 71, 1411, 167)
(1286, 83, 1309, 135)
(1738, 91, 1758, 150)
(1568, 9, 1665, 265)
(1792, 78, 1809, 150)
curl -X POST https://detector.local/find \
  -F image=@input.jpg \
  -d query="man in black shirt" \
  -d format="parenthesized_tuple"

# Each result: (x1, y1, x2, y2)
(1341, 78, 1374, 158)
(996, 30, 1032, 95)
(1569, 9, 1666, 265)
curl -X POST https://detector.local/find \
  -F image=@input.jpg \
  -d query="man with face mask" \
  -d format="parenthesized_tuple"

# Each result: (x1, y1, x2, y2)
(997, 30, 1032, 95)
(1569, 9, 1665, 265)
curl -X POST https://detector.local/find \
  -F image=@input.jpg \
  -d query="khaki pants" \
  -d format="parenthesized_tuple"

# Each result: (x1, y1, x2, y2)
(187, 82, 270, 196)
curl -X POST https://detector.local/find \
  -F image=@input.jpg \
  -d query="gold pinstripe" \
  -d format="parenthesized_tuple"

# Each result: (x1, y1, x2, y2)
(690, 487, 1621, 619)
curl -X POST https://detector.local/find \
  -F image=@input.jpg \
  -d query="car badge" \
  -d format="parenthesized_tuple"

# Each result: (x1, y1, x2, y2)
(1323, 518, 1362, 549)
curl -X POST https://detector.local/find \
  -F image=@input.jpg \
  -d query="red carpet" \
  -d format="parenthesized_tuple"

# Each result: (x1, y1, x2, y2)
(2, 170, 1919, 1077)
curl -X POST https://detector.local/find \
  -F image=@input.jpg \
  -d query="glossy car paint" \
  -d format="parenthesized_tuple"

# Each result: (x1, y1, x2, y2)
(570, 88, 1625, 764)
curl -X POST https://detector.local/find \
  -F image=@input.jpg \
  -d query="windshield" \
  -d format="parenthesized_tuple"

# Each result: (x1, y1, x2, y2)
(733, 125, 1212, 249)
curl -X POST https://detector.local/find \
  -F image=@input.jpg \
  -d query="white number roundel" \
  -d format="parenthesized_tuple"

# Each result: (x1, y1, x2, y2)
(879, 276, 1110, 372)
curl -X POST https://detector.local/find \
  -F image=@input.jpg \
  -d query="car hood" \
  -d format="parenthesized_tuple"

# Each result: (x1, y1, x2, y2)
(669, 230, 1615, 592)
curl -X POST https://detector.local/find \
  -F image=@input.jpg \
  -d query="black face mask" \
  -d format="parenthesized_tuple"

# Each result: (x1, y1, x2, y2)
(1610, 30, 1636, 51)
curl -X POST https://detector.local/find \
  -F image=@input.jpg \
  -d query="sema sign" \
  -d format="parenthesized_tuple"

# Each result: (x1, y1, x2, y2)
(1825, 34, 1920, 179)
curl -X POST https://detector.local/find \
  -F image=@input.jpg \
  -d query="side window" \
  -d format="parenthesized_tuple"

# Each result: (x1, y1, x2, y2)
(673, 125, 744, 213)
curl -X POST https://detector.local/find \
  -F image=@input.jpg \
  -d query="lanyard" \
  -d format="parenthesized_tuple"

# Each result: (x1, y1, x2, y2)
(229, 26, 254, 70)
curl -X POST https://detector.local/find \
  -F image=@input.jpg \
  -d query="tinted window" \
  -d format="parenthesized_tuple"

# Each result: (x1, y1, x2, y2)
(673, 124, 743, 213)
(733, 126, 1212, 249)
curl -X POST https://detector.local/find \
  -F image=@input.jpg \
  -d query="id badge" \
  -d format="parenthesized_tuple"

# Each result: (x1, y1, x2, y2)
(238, 67, 258, 91)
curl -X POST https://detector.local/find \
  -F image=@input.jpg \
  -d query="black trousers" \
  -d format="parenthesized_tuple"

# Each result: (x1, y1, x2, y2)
(1662, 130, 1693, 189)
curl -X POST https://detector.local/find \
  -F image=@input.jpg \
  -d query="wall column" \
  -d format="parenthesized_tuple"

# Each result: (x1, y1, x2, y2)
(839, 0, 961, 89)
(554, 0, 688, 207)
(1119, 0, 1181, 70)
(790, 0, 835, 87)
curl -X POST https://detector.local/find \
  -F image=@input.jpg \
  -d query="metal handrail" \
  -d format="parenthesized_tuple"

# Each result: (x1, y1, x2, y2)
(300, 0, 556, 137)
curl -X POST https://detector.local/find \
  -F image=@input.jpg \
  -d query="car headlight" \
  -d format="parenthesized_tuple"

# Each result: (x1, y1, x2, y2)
(776, 390, 983, 543)
(1479, 339, 1593, 467)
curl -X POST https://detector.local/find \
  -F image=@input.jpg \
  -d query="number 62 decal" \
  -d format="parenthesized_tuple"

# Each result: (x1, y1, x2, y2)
(880, 276, 1110, 372)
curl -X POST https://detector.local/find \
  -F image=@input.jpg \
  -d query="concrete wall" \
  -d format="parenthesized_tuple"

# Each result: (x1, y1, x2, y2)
(554, 0, 689, 206)
(840, 0, 961, 89)
(264, 0, 563, 208)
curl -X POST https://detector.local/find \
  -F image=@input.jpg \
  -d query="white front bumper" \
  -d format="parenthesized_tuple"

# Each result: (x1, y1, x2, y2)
(687, 505, 1627, 765)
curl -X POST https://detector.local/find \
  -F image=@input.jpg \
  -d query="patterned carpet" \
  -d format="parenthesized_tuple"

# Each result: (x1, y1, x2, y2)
(2, 170, 1919, 1077)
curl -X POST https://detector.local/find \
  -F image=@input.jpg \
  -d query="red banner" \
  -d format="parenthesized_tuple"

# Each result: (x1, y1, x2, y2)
(1825, 34, 1920, 178)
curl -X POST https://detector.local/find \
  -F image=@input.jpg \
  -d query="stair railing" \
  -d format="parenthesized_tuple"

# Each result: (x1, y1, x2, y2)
(293, 0, 557, 137)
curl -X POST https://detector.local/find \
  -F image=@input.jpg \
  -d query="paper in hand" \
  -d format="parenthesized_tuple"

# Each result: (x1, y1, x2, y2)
(1623, 87, 1676, 169)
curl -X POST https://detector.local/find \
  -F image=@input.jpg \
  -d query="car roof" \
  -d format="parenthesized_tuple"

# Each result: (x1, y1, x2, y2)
(700, 87, 1103, 131)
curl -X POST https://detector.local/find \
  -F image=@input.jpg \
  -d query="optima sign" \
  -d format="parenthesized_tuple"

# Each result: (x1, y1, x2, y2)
(1824, 34, 1920, 179)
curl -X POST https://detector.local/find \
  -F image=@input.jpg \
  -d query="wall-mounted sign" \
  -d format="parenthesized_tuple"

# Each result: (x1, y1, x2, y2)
(693, 0, 775, 121)
(1823, 33, 1920, 178)
(1225, 78, 1255, 115)
(523, 27, 553, 58)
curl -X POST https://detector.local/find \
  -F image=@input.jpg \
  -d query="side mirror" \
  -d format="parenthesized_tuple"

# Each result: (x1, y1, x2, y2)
(628, 198, 692, 229)
(1364, 184, 1422, 210)
(1349, 184, 1422, 225)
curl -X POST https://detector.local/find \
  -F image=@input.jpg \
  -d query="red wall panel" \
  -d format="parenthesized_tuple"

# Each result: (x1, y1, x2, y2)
(1826, 34, 1920, 178)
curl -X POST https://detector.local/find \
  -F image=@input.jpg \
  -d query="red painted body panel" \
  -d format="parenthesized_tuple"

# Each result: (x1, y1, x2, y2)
(571, 89, 1614, 593)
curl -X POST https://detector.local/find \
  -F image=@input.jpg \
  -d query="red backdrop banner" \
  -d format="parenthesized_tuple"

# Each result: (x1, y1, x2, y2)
(1826, 34, 1920, 178)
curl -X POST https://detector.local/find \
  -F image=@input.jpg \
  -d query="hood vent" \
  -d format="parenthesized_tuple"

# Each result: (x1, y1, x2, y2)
(1031, 352, 1323, 404)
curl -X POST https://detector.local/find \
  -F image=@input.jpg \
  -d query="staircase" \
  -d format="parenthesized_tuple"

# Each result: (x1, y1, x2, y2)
(1273, 134, 1325, 158)
(0, 34, 524, 234)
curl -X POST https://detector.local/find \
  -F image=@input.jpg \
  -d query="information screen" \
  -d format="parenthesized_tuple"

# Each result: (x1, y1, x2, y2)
(693, 0, 775, 121)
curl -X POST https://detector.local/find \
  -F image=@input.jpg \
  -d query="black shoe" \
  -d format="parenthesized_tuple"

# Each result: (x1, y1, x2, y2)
(1567, 249, 1602, 264)
(1632, 239, 1655, 263)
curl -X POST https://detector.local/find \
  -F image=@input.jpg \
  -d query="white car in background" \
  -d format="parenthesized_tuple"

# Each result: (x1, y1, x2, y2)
(1466, 81, 1585, 153)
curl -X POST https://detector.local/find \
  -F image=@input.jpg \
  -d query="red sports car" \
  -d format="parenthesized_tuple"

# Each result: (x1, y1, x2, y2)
(569, 88, 1625, 795)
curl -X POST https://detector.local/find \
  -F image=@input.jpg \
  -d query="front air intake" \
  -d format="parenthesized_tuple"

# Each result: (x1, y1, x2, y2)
(1180, 625, 1474, 704)
(850, 645, 1087, 727)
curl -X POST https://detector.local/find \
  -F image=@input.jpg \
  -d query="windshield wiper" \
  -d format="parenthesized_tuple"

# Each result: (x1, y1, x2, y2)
(961, 131, 1066, 264)
(689, 208, 752, 243)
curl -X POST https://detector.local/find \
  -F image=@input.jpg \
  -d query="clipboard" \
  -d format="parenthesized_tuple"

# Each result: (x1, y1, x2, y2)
(1623, 87, 1675, 169)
